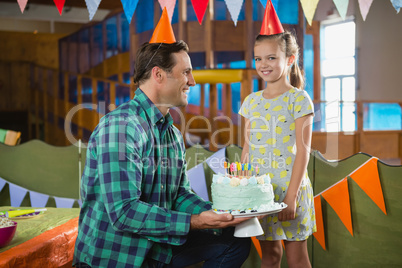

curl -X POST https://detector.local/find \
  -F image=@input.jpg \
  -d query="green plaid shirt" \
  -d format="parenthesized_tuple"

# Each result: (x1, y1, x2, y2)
(74, 88, 212, 267)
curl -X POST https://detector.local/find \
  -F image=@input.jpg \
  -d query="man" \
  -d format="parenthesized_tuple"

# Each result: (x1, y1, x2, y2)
(73, 41, 252, 268)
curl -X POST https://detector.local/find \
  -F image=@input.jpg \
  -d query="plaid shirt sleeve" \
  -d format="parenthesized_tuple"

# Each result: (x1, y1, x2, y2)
(96, 116, 191, 245)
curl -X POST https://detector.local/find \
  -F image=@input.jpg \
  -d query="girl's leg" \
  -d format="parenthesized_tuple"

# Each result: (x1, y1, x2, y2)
(283, 240, 311, 268)
(260, 240, 283, 268)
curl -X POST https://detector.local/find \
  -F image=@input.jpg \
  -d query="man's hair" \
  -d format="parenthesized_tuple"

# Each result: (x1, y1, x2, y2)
(133, 41, 189, 85)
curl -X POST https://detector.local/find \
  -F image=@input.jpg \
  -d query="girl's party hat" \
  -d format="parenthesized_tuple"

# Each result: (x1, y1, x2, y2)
(260, 0, 284, 36)
(150, 7, 176, 43)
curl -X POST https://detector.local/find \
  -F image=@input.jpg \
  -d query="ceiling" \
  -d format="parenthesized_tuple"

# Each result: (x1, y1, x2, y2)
(0, 0, 118, 34)
(0, 0, 123, 10)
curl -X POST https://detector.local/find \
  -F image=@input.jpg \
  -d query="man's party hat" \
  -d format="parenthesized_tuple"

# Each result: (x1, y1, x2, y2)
(260, 0, 284, 35)
(150, 7, 176, 43)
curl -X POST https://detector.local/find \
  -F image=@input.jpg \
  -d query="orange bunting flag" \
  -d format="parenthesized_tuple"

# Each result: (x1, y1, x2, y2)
(251, 237, 262, 258)
(313, 195, 326, 250)
(321, 178, 353, 236)
(150, 7, 176, 44)
(53, 0, 66, 15)
(349, 157, 387, 215)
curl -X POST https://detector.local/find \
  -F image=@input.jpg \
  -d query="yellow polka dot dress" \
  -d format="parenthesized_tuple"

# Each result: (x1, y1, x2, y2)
(239, 88, 316, 241)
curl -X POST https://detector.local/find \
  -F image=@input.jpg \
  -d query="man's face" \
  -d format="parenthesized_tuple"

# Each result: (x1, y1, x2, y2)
(162, 51, 196, 108)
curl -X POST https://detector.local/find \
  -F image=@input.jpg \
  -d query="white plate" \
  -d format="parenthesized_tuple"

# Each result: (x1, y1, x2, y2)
(232, 203, 288, 218)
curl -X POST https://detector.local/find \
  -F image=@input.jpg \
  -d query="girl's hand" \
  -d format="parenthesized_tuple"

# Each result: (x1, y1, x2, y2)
(278, 196, 297, 221)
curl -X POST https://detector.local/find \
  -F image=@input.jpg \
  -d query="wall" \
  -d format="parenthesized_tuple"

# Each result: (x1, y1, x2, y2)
(0, 18, 84, 35)
(0, 31, 64, 69)
(355, 0, 402, 101)
(0, 31, 63, 112)
(314, 0, 402, 101)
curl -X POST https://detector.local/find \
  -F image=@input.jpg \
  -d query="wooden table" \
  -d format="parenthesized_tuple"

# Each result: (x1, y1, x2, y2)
(0, 207, 80, 268)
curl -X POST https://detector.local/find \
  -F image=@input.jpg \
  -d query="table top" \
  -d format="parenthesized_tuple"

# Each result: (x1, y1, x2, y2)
(0, 206, 80, 253)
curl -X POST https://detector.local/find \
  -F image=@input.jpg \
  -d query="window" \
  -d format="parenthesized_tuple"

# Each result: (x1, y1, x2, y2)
(321, 20, 356, 132)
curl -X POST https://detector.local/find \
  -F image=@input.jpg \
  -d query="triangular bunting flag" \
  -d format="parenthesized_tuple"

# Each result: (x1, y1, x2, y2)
(150, 7, 176, 43)
(313, 195, 326, 250)
(9, 182, 28, 207)
(358, 0, 374, 21)
(0, 177, 6, 192)
(158, 0, 177, 22)
(54, 196, 76, 208)
(349, 157, 387, 215)
(333, 0, 350, 20)
(187, 163, 209, 201)
(191, 0, 209, 25)
(205, 148, 226, 175)
(390, 0, 402, 13)
(224, 0, 245, 26)
(251, 237, 262, 258)
(321, 178, 353, 236)
(29, 190, 50, 208)
(120, 0, 140, 24)
(300, 0, 319, 26)
(17, 0, 28, 13)
(53, 0, 66, 15)
(85, 0, 102, 21)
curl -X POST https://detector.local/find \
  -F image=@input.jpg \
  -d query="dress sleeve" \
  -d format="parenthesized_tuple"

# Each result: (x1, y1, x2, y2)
(238, 95, 251, 119)
(293, 90, 314, 120)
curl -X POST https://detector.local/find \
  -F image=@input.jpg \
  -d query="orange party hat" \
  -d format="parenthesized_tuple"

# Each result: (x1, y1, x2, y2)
(150, 7, 176, 44)
(260, 0, 284, 36)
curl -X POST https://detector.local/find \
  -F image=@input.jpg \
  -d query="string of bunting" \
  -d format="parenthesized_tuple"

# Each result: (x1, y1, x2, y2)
(312, 157, 387, 250)
(0, 177, 80, 209)
(0, 148, 388, 254)
(15, 0, 402, 24)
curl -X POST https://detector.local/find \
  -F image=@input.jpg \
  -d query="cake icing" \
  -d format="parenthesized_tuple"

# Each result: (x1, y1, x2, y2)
(211, 173, 277, 214)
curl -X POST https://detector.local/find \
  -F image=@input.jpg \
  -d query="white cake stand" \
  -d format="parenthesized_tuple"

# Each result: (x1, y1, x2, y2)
(232, 203, 287, 238)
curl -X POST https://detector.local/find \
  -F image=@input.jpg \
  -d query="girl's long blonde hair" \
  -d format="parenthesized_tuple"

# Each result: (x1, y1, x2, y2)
(255, 31, 304, 90)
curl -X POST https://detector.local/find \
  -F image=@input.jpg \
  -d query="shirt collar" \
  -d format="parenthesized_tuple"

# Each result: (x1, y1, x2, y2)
(134, 88, 173, 127)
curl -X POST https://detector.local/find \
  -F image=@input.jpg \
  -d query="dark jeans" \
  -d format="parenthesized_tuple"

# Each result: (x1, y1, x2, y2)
(76, 228, 251, 268)
(152, 227, 251, 268)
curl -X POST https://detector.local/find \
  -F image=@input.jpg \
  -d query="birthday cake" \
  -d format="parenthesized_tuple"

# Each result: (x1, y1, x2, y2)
(211, 163, 278, 215)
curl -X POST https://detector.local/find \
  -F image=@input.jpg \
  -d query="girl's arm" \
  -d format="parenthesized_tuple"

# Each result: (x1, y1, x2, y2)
(241, 118, 251, 162)
(278, 114, 313, 221)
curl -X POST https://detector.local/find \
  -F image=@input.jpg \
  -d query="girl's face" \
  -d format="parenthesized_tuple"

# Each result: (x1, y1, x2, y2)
(254, 39, 291, 84)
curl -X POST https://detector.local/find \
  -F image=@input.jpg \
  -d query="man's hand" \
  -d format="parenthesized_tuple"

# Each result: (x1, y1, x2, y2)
(190, 210, 255, 230)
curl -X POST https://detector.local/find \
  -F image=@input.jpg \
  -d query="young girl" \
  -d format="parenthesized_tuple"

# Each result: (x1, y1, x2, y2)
(239, 31, 316, 268)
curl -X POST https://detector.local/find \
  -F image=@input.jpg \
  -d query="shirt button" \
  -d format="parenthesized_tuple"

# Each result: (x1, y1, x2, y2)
(161, 185, 164, 189)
